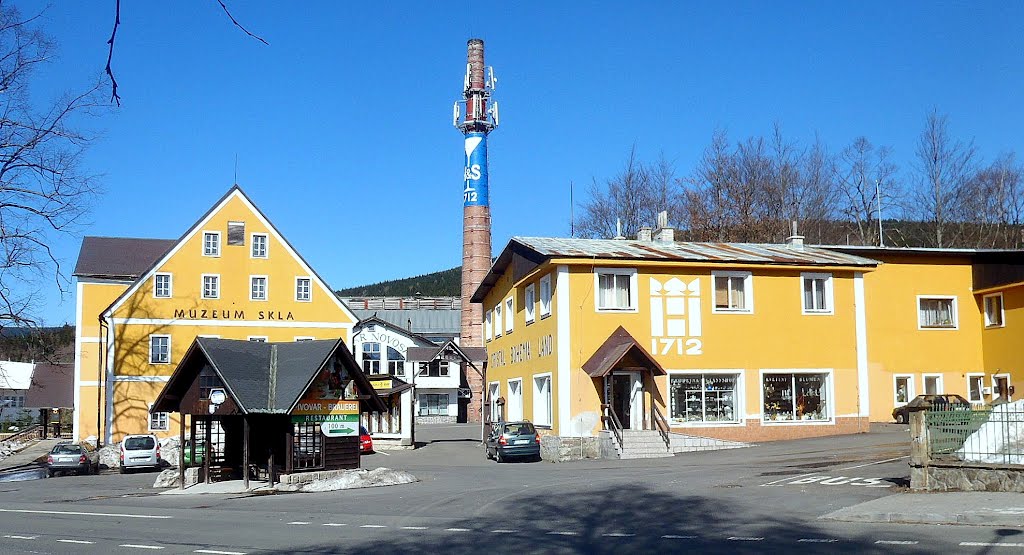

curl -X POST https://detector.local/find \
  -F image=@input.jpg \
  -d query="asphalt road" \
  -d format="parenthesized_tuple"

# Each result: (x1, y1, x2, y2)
(0, 423, 1021, 554)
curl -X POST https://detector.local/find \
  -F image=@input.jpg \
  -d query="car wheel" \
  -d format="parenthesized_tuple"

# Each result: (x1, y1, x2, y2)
(47, 470, 54, 478)
(896, 413, 906, 424)
(484, 449, 491, 460)
(119, 466, 126, 475)
(495, 450, 504, 463)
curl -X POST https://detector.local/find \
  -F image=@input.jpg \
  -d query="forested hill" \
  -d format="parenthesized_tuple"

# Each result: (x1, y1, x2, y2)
(0, 325, 75, 362)
(335, 267, 462, 297)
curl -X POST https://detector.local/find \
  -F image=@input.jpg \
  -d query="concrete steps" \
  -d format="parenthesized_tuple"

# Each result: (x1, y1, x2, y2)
(616, 430, 674, 459)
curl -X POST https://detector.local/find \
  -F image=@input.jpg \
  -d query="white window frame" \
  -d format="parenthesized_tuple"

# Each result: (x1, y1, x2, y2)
(295, 276, 312, 302)
(507, 378, 524, 422)
(967, 373, 986, 404)
(524, 283, 536, 324)
(201, 274, 220, 300)
(711, 270, 753, 314)
(893, 373, 915, 407)
(984, 293, 1005, 328)
(251, 232, 269, 259)
(247, 336, 268, 342)
(917, 295, 958, 330)
(800, 272, 834, 315)
(484, 310, 492, 342)
(148, 403, 169, 432)
(532, 373, 552, 427)
(149, 334, 171, 365)
(153, 273, 172, 299)
(294, 336, 315, 342)
(202, 231, 221, 257)
(504, 296, 514, 334)
(493, 303, 502, 338)
(595, 267, 638, 312)
(488, 381, 501, 422)
(667, 370, 744, 426)
(922, 373, 944, 395)
(250, 275, 269, 301)
(992, 373, 1012, 400)
(758, 369, 834, 425)
(539, 274, 552, 318)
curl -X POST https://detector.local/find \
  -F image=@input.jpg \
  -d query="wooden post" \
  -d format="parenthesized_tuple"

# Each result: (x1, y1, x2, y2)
(204, 417, 212, 484)
(268, 451, 274, 487)
(285, 428, 293, 474)
(242, 416, 250, 490)
(178, 414, 186, 490)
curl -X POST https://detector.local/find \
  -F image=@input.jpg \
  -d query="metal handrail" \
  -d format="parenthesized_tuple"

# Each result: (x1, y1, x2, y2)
(601, 404, 623, 449)
(1, 425, 43, 444)
(651, 405, 671, 451)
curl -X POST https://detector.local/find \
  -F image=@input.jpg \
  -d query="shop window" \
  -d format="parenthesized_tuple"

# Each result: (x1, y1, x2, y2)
(418, 361, 450, 377)
(968, 374, 985, 403)
(419, 393, 449, 416)
(251, 233, 268, 258)
(295, 277, 311, 302)
(533, 374, 552, 426)
(540, 274, 552, 317)
(202, 231, 220, 257)
(762, 372, 829, 422)
(504, 296, 514, 334)
(149, 335, 170, 364)
(202, 274, 220, 299)
(918, 296, 957, 329)
(362, 342, 381, 374)
(387, 346, 405, 376)
(670, 373, 738, 423)
(227, 221, 245, 246)
(596, 268, 637, 311)
(801, 273, 833, 314)
(148, 404, 169, 432)
(525, 284, 536, 324)
(507, 378, 523, 421)
(154, 273, 172, 298)
(984, 294, 1004, 327)
(292, 422, 324, 470)
(894, 375, 914, 406)
(250, 276, 268, 301)
(713, 271, 751, 313)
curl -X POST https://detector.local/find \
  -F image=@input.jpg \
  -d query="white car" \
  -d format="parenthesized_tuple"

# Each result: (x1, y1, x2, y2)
(119, 434, 161, 473)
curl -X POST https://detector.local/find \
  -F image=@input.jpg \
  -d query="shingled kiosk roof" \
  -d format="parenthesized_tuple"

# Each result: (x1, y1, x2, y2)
(582, 326, 666, 378)
(153, 338, 386, 414)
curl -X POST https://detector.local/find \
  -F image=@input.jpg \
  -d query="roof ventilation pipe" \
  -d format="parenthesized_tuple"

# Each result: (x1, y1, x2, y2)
(786, 220, 805, 250)
(613, 218, 626, 240)
(653, 210, 674, 243)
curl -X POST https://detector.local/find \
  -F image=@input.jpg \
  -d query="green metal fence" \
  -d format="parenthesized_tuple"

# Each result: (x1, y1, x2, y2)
(925, 406, 1024, 465)
(925, 408, 991, 457)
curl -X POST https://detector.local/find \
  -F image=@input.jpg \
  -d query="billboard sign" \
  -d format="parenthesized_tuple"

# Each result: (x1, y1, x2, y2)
(463, 132, 489, 207)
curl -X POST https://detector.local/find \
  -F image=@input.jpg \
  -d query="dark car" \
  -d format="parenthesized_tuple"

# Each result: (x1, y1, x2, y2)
(47, 443, 99, 477)
(360, 426, 373, 454)
(485, 421, 541, 463)
(892, 393, 970, 424)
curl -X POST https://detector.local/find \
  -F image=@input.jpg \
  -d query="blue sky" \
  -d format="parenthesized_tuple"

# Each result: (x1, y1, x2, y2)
(21, 1, 1024, 325)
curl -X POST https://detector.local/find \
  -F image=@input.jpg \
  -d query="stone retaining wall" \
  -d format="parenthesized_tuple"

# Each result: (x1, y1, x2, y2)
(911, 462, 1024, 493)
(278, 469, 355, 486)
(540, 435, 610, 462)
(416, 415, 457, 424)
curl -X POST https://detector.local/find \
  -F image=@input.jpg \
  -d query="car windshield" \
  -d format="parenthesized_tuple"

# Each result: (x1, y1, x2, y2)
(503, 423, 536, 436)
(125, 436, 155, 450)
(51, 445, 82, 455)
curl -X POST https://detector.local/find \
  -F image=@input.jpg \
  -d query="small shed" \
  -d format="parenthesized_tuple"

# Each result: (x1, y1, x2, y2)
(152, 338, 386, 488)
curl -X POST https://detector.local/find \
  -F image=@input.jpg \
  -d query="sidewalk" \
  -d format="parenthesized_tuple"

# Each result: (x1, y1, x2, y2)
(822, 492, 1024, 527)
(0, 438, 63, 472)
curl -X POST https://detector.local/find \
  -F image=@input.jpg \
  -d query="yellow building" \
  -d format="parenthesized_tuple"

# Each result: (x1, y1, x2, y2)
(473, 234, 880, 443)
(72, 186, 358, 443)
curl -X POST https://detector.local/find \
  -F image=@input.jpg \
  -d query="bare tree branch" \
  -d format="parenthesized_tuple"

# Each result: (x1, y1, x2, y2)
(104, 0, 121, 106)
(216, 0, 269, 46)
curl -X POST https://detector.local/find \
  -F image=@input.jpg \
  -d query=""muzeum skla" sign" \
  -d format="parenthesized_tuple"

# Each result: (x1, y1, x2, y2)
(172, 308, 296, 321)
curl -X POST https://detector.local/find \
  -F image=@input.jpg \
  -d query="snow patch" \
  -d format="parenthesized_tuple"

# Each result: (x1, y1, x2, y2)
(957, 400, 1024, 464)
(281, 467, 418, 493)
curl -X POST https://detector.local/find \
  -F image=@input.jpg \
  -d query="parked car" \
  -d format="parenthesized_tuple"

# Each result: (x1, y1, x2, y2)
(892, 394, 971, 424)
(485, 421, 542, 463)
(47, 443, 99, 477)
(119, 434, 161, 473)
(359, 426, 373, 454)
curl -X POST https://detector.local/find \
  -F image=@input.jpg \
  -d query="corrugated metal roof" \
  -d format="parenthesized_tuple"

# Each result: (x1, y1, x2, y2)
(514, 237, 880, 266)
(351, 309, 460, 336)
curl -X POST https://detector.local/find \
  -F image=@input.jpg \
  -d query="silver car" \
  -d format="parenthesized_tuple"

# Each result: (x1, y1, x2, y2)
(47, 443, 99, 477)
(119, 434, 161, 473)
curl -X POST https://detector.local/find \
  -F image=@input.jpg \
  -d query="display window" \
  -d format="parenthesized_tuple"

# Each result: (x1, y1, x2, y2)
(669, 373, 738, 423)
(762, 372, 829, 422)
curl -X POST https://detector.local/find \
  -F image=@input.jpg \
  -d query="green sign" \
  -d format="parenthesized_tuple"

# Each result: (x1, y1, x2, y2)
(291, 413, 360, 424)
(320, 421, 359, 437)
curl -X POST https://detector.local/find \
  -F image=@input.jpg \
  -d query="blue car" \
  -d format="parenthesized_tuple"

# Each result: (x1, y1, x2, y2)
(485, 421, 541, 463)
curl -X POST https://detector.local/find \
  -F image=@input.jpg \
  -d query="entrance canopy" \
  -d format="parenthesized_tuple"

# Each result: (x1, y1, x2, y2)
(582, 326, 667, 378)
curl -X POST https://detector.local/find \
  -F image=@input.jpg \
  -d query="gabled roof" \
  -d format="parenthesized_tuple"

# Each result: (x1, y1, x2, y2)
(407, 339, 484, 375)
(354, 316, 438, 347)
(0, 361, 34, 389)
(100, 186, 358, 323)
(473, 236, 881, 302)
(24, 362, 74, 408)
(73, 237, 176, 279)
(582, 326, 666, 378)
(153, 338, 386, 414)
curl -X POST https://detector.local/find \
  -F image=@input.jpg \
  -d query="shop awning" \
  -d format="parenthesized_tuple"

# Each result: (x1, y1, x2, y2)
(582, 326, 667, 378)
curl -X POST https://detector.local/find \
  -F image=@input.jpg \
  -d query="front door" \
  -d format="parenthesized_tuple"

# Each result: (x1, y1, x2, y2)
(610, 372, 643, 429)
(996, 376, 1011, 401)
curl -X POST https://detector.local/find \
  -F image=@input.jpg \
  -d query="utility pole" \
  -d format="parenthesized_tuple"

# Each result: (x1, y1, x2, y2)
(876, 179, 885, 247)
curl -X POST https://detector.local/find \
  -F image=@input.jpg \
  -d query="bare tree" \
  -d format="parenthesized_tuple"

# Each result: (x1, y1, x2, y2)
(0, 5, 104, 331)
(962, 153, 1023, 248)
(835, 137, 899, 245)
(913, 109, 976, 248)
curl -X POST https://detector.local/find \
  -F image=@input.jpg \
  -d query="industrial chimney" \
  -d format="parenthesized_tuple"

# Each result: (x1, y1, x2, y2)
(453, 38, 498, 423)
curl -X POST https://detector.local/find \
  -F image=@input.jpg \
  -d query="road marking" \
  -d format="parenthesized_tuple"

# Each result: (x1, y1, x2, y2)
(446, 528, 471, 532)
(727, 536, 764, 541)
(322, 523, 347, 527)
(58, 539, 95, 544)
(120, 545, 165, 550)
(772, 475, 891, 488)
(839, 456, 908, 470)
(0, 508, 172, 519)
(360, 525, 387, 528)
(491, 529, 515, 534)
(799, 538, 839, 543)
(195, 551, 247, 555)
(961, 542, 1024, 548)
(760, 472, 817, 487)
(3, 535, 37, 540)
(547, 531, 578, 536)
(375, 451, 391, 456)
(286, 522, 310, 525)
(662, 535, 698, 539)
(401, 526, 428, 530)
(876, 540, 918, 545)
(602, 533, 636, 537)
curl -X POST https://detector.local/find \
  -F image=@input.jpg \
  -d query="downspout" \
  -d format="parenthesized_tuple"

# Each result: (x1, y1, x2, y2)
(96, 315, 107, 447)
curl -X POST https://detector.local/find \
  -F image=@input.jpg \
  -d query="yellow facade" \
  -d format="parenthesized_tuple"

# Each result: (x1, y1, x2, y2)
(74, 187, 356, 443)
(977, 282, 1024, 403)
